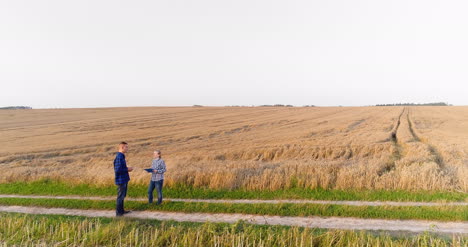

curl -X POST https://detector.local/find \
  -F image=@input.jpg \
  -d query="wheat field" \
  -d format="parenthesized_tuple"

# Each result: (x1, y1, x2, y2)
(0, 106, 466, 192)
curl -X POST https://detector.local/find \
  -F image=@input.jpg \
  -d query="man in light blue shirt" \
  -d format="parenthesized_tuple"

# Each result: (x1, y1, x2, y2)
(148, 150, 166, 204)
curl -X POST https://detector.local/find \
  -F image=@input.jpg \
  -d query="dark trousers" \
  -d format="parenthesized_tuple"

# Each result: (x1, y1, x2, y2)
(116, 183, 128, 215)
(148, 180, 164, 204)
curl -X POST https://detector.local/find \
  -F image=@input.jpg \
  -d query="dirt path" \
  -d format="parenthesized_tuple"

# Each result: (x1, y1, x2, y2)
(0, 194, 466, 207)
(0, 205, 466, 234)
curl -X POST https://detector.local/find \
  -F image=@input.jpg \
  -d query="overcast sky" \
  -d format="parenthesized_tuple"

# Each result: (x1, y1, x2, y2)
(1, 0, 467, 108)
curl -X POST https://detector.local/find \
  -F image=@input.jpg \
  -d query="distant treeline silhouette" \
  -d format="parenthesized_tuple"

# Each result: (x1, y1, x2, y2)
(376, 102, 450, 106)
(224, 105, 316, 107)
(260, 104, 295, 107)
(0, 106, 32, 110)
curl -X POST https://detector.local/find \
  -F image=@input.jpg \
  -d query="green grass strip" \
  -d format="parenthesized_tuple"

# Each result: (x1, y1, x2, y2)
(0, 179, 466, 202)
(1, 212, 463, 247)
(0, 197, 466, 222)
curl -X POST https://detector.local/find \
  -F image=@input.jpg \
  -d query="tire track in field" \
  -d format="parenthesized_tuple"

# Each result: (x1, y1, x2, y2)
(379, 108, 405, 176)
(1, 194, 466, 207)
(379, 107, 448, 177)
(390, 108, 405, 143)
(406, 108, 445, 169)
(0, 205, 466, 234)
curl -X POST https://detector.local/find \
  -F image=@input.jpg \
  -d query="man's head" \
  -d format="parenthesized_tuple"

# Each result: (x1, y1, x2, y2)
(119, 142, 128, 153)
(153, 150, 161, 159)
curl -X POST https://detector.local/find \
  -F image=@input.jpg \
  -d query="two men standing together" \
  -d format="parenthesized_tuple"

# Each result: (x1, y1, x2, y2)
(113, 142, 166, 216)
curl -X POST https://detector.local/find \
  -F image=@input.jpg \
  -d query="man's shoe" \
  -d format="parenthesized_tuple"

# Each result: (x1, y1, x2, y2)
(116, 210, 130, 217)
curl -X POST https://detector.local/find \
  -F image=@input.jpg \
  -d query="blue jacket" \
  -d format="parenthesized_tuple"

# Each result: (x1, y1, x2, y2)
(114, 152, 130, 185)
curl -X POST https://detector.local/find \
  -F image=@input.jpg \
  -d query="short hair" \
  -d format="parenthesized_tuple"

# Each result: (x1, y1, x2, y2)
(120, 142, 128, 145)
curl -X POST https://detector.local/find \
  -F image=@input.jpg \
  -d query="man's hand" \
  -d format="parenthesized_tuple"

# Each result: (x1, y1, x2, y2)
(128, 167, 134, 172)
(153, 169, 157, 173)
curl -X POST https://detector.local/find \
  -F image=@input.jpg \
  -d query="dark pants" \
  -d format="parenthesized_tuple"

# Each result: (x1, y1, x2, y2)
(148, 180, 164, 204)
(116, 183, 128, 215)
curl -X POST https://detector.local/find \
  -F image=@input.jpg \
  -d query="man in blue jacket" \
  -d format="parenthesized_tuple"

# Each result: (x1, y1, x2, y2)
(114, 142, 133, 216)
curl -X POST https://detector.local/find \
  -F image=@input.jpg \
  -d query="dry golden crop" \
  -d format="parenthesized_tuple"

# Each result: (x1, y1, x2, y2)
(0, 106, 466, 192)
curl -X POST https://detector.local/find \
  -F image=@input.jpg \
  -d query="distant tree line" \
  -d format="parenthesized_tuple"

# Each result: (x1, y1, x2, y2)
(0, 106, 32, 110)
(225, 105, 316, 107)
(259, 104, 295, 107)
(375, 102, 450, 106)
(258, 104, 316, 107)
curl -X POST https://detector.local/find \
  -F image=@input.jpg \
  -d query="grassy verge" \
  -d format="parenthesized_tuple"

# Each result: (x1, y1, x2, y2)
(0, 180, 466, 202)
(0, 212, 464, 247)
(0, 197, 466, 221)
